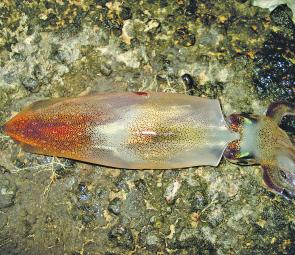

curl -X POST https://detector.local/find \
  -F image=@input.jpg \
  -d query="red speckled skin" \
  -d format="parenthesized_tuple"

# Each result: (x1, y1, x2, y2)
(3, 97, 96, 159)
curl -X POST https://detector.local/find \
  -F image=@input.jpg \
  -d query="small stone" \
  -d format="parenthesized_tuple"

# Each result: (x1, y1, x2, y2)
(207, 208, 224, 227)
(181, 73, 196, 95)
(270, 4, 294, 31)
(145, 233, 160, 247)
(139, 227, 163, 251)
(108, 197, 121, 215)
(191, 192, 207, 211)
(120, 6, 132, 20)
(3, 72, 15, 84)
(144, 19, 160, 33)
(134, 179, 147, 192)
(185, 0, 197, 17)
(164, 180, 181, 204)
(95, 187, 108, 199)
(12, 52, 26, 62)
(0, 178, 16, 209)
(0, 165, 9, 174)
(81, 214, 95, 225)
(77, 183, 91, 201)
(99, 63, 112, 76)
(280, 115, 295, 135)
(174, 28, 196, 47)
(253, 32, 295, 101)
(114, 175, 130, 192)
(21, 77, 39, 92)
(33, 64, 44, 80)
(108, 225, 135, 250)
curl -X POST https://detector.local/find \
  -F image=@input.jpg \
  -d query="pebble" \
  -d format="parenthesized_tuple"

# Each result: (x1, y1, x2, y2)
(21, 77, 39, 92)
(181, 73, 196, 95)
(0, 178, 16, 209)
(174, 28, 196, 47)
(108, 224, 135, 250)
(108, 197, 121, 215)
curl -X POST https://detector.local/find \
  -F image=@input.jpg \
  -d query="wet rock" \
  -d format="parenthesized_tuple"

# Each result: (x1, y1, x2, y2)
(72, 183, 107, 226)
(145, 19, 161, 34)
(108, 197, 121, 215)
(185, 0, 198, 17)
(280, 115, 295, 138)
(114, 174, 130, 192)
(206, 206, 224, 227)
(99, 62, 112, 76)
(33, 64, 45, 81)
(193, 81, 224, 98)
(149, 215, 164, 229)
(0, 178, 16, 209)
(103, 19, 123, 36)
(53, 159, 75, 178)
(168, 227, 216, 252)
(253, 32, 295, 101)
(21, 77, 39, 92)
(94, 187, 107, 199)
(181, 73, 196, 95)
(50, 44, 66, 63)
(121, 190, 147, 227)
(92, 203, 106, 226)
(174, 28, 196, 47)
(144, 232, 161, 249)
(164, 180, 181, 205)
(270, 4, 295, 36)
(11, 52, 26, 62)
(120, 6, 132, 20)
(134, 178, 147, 193)
(201, 13, 217, 26)
(139, 227, 164, 251)
(77, 183, 91, 202)
(3, 72, 15, 84)
(0, 165, 9, 174)
(108, 225, 135, 250)
(190, 191, 207, 211)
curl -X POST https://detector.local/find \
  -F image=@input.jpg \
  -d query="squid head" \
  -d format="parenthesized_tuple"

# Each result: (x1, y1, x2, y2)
(224, 102, 295, 199)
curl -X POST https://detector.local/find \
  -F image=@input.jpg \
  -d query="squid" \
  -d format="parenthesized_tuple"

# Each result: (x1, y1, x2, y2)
(3, 92, 295, 198)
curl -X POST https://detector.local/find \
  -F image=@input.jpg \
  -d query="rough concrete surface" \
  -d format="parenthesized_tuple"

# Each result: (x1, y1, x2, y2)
(0, 1, 294, 254)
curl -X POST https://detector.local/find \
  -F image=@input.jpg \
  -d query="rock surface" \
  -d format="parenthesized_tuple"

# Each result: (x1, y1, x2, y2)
(0, 1, 294, 254)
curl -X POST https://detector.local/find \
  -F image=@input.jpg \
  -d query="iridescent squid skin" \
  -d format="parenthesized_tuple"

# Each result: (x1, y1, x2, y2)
(3, 92, 295, 198)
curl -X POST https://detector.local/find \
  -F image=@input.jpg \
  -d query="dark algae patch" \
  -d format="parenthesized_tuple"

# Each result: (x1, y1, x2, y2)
(253, 4, 295, 102)
(0, 0, 295, 254)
